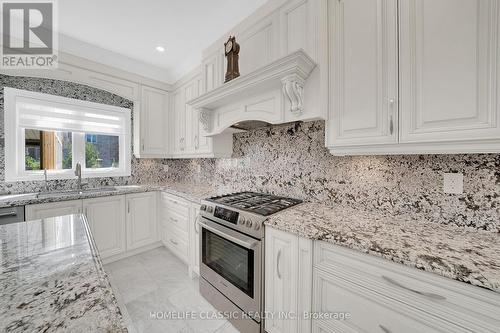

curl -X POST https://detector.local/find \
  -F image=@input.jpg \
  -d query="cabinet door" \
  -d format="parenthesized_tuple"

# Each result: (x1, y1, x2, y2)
(399, 0, 500, 144)
(265, 228, 299, 333)
(188, 204, 201, 277)
(327, 0, 398, 149)
(184, 82, 197, 153)
(172, 89, 186, 155)
(126, 192, 157, 250)
(140, 86, 169, 156)
(25, 200, 83, 220)
(192, 76, 213, 153)
(83, 196, 126, 259)
(202, 51, 224, 93)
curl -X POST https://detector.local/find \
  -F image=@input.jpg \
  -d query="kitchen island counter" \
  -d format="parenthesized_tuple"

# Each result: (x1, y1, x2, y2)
(0, 214, 127, 332)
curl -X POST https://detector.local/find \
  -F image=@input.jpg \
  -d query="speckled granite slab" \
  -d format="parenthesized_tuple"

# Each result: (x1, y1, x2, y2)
(265, 202, 500, 293)
(0, 182, 224, 208)
(0, 214, 127, 332)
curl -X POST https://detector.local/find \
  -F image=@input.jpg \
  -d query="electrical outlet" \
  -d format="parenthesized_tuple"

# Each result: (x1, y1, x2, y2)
(163, 164, 169, 173)
(443, 173, 464, 194)
(196, 164, 201, 173)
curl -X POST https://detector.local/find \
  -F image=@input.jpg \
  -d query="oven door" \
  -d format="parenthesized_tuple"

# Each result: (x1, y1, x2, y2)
(199, 218, 262, 318)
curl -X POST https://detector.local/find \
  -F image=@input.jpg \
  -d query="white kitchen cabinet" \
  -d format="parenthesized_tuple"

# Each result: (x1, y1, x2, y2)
(327, 0, 500, 155)
(25, 200, 83, 220)
(399, 0, 500, 145)
(126, 192, 158, 250)
(313, 241, 500, 333)
(83, 196, 126, 259)
(160, 192, 190, 263)
(188, 203, 201, 277)
(171, 88, 186, 155)
(327, 0, 399, 151)
(137, 85, 169, 157)
(202, 51, 224, 93)
(265, 227, 313, 333)
(171, 72, 232, 158)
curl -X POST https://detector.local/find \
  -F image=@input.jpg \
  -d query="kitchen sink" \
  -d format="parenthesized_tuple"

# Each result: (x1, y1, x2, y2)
(35, 187, 118, 199)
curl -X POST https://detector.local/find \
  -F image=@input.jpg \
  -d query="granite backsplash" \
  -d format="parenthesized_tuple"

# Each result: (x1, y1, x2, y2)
(154, 121, 500, 232)
(1, 75, 499, 232)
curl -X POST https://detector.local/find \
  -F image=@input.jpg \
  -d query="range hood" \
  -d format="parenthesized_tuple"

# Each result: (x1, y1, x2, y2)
(187, 49, 316, 136)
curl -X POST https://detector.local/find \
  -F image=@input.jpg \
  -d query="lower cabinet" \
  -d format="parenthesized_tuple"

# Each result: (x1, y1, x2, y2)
(126, 192, 158, 250)
(265, 228, 500, 333)
(24, 192, 159, 261)
(160, 192, 190, 263)
(312, 241, 500, 333)
(188, 204, 201, 277)
(265, 227, 313, 333)
(83, 196, 126, 259)
(160, 191, 201, 277)
(25, 200, 83, 220)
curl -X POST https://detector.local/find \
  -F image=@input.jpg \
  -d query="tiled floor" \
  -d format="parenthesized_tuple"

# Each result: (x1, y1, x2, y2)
(104, 246, 239, 333)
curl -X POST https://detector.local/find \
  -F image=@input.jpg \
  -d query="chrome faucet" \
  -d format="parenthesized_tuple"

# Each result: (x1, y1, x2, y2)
(75, 162, 84, 191)
(43, 169, 49, 192)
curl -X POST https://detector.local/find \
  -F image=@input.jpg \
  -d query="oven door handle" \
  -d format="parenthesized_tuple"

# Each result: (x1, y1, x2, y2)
(199, 221, 259, 249)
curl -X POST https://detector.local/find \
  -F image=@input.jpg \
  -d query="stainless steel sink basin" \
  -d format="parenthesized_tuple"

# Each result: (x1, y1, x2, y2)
(35, 187, 118, 199)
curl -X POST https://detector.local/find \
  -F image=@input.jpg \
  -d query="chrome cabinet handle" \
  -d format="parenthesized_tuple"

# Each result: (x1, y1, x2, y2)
(194, 135, 199, 149)
(382, 276, 446, 301)
(379, 325, 392, 333)
(389, 98, 395, 135)
(141, 138, 145, 151)
(170, 216, 178, 223)
(0, 211, 17, 217)
(170, 239, 178, 245)
(195, 214, 200, 233)
(276, 250, 282, 279)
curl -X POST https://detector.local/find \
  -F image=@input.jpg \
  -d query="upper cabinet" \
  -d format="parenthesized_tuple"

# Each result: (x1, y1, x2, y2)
(399, 0, 500, 145)
(171, 71, 233, 158)
(193, 0, 328, 136)
(327, 0, 399, 149)
(136, 85, 170, 157)
(327, 0, 500, 155)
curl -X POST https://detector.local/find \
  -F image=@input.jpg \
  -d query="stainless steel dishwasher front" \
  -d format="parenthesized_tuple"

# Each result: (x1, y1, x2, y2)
(0, 206, 25, 225)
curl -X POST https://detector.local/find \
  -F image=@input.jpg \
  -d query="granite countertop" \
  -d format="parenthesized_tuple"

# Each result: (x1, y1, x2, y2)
(265, 202, 500, 293)
(0, 182, 222, 208)
(0, 214, 127, 333)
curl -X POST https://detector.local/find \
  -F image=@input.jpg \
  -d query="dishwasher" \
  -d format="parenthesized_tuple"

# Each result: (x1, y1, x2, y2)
(0, 206, 25, 225)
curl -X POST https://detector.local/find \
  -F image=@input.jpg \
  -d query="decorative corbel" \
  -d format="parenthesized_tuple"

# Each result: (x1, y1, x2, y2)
(281, 74, 306, 116)
(198, 108, 212, 132)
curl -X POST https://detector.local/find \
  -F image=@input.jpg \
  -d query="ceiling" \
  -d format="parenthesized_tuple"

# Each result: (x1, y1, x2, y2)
(58, 0, 269, 83)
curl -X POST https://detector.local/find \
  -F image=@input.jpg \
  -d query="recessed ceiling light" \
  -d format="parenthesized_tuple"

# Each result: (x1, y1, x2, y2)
(156, 46, 165, 52)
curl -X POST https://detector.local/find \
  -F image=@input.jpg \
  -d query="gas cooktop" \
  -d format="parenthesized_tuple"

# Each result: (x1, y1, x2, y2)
(206, 191, 302, 216)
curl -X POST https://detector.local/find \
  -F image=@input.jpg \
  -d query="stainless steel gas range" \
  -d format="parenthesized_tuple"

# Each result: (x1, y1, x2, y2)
(198, 192, 302, 333)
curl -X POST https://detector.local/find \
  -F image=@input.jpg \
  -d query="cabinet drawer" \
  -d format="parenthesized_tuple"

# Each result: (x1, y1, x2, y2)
(314, 242, 500, 332)
(162, 226, 188, 262)
(162, 210, 188, 233)
(161, 193, 189, 217)
(313, 269, 451, 333)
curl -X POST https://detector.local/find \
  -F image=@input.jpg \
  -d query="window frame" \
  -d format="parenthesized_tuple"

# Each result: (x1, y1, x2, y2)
(4, 88, 131, 182)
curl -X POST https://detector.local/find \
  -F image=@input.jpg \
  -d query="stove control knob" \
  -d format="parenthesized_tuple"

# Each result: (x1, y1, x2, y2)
(246, 219, 253, 228)
(238, 217, 246, 225)
(254, 223, 261, 231)
(200, 205, 207, 211)
(207, 206, 213, 213)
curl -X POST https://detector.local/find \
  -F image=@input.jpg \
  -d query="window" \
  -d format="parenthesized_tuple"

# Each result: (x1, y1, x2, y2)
(4, 88, 131, 181)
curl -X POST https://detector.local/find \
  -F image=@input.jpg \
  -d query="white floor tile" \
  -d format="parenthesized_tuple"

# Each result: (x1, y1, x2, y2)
(104, 247, 239, 333)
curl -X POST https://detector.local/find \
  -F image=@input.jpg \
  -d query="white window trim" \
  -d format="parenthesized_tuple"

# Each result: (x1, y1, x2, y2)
(4, 87, 132, 182)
